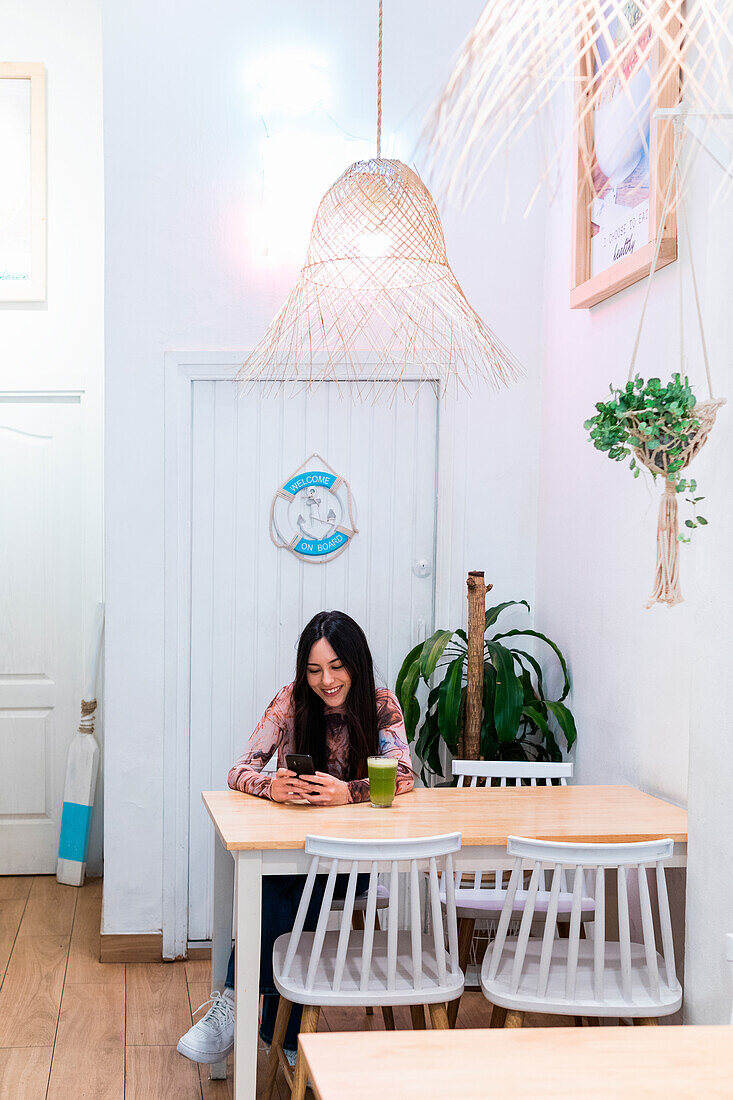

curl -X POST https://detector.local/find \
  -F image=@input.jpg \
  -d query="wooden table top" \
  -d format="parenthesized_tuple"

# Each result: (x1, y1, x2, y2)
(201, 784, 687, 851)
(299, 1027, 733, 1099)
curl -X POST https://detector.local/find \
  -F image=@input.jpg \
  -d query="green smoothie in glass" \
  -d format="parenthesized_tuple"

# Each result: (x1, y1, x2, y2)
(367, 756, 398, 808)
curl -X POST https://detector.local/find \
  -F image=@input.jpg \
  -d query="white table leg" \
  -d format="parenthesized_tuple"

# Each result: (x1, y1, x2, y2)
(234, 850, 263, 1100)
(210, 831, 235, 1081)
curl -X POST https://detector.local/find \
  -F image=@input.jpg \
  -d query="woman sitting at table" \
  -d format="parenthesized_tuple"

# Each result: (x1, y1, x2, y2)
(177, 609, 413, 1068)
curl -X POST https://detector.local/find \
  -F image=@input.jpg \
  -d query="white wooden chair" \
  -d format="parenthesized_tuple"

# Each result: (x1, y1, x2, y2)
(263, 832, 464, 1100)
(445, 760, 592, 1025)
(481, 835, 682, 1026)
(721, 932, 726, 1025)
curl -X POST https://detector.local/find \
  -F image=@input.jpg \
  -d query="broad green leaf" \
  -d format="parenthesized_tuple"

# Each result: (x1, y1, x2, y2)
(395, 658, 421, 721)
(437, 657, 465, 751)
(395, 641, 424, 700)
(510, 648, 545, 699)
(482, 663, 497, 740)
(493, 628, 571, 700)
(404, 695, 421, 742)
(486, 641, 524, 743)
(420, 629, 455, 680)
(485, 600, 530, 633)
(545, 700, 578, 750)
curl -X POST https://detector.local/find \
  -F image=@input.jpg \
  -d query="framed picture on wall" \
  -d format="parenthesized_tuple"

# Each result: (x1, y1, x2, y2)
(570, 5, 679, 310)
(0, 63, 46, 302)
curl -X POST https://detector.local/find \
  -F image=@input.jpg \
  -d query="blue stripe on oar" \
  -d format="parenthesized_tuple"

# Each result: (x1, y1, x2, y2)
(58, 801, 93, 862)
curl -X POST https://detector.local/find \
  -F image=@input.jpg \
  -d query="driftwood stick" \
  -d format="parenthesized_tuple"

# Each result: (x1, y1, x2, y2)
(465, 571, 492, 760)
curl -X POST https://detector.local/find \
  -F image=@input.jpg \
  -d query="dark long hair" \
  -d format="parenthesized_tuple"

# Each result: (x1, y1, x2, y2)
(293, 611, 379, 779)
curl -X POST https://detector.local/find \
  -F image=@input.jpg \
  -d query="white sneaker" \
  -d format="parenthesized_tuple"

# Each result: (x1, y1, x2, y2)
(177, 989, 235, 1064)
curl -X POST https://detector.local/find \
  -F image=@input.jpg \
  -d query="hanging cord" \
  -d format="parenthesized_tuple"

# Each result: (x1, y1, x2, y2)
(627, 118, 681, 382)
(680, 194, 714, 399)
(376, 0, 383, 159)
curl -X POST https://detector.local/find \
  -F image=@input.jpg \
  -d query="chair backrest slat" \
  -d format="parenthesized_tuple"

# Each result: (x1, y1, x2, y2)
(332, 862, 360, 992)
(509, 861, 542, 993)
(359, 862, 379, 992)
(637, 864, 660, 1000)
(306, 858, 340, 990)
(282, 855, 320, 979)
(593, 865, 605, 1001)
(617, 865, 633, 1002)
(444, 853, 459, 973)
(655, 861, 677, 988)
(429, 857, 447, 987)
(387, 859, 399, 991)
(564, 865, 585, 1001)
(487, 858, 522, 981)
(410, 860, 423, 990)
(536, 864, 562, 997)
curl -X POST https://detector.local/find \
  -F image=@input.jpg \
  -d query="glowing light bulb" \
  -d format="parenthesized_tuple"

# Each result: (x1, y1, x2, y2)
(356, 230, 392, 258)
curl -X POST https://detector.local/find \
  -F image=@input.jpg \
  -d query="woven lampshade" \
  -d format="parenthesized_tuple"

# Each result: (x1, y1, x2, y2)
(424, 0, 730, 210)
(238, 157, 521, 400)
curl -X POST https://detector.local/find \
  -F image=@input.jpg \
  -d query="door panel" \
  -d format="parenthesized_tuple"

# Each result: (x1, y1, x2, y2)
(187, 382, 438, 941)
(0, 399, 82, 871)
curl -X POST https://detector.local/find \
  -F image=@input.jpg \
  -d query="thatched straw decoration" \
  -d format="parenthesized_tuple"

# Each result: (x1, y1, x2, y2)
(424, 0, 733, 210)
(238, 158, 522, 402)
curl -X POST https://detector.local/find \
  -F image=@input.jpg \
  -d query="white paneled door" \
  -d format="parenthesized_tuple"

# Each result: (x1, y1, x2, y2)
(187, 382, 438, 942)
(0, 398, 82, 872)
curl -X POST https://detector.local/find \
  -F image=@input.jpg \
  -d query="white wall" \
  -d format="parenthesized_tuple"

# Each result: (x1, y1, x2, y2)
(2, 0, 104, 874)
(102, 0, 544, 934)
(537, 102, 733, 1020)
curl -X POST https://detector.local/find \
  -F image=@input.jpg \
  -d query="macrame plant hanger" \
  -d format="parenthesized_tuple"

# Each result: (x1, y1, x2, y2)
(237, 0, 521, 402)
(627, 122, 726, 608)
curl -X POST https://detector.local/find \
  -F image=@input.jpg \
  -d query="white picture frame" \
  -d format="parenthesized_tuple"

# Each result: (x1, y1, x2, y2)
(0, 63, 46, 302)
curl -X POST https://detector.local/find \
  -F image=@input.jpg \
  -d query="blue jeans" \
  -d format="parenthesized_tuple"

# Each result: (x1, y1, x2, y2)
(224, 873, 368, 1051)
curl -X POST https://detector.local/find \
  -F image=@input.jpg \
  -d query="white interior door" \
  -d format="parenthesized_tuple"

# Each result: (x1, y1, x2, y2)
(0, 398, 82, 872)
(187, 381, 438, 942)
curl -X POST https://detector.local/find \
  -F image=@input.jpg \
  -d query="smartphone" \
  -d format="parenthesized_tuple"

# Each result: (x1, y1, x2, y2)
(285, 753, 316, 777)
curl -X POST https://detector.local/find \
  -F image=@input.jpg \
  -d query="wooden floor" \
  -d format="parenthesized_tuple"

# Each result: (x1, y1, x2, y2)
(0, 876, 573, 1099)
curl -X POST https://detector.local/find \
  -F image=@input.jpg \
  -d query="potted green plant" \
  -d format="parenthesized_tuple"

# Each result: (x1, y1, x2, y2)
(395, 601, 577, 782)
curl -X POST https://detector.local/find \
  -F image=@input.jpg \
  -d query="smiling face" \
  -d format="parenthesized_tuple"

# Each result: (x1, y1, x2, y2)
(306, 637, 352, 708)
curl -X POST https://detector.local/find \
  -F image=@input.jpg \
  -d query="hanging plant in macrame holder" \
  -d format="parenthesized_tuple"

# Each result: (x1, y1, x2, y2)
(628, 395, 725, 606)
(585, 141, 726, 608)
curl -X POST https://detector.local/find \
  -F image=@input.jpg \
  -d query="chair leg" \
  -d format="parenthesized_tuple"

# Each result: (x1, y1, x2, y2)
(634, 1017, 659, 1026)
(428, 1003, 450, 1030)
(447, 916, 475, 1028)
(409, 1004, 426, 1029)
(263, 996, 293, 1100)
(292, 1005, 319, 1100)
(505, 1010, 524, 1028)
(489, 1004, 507, 1028)
(381, 1005, 396, 1030)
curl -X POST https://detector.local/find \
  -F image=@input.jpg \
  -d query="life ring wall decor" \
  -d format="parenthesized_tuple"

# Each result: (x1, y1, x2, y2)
(270, 454, 358, 563)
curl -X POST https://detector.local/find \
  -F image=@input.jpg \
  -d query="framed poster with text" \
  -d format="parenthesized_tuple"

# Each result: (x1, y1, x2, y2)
(570, 4, 678, 310)
(0, 63, 46, 302)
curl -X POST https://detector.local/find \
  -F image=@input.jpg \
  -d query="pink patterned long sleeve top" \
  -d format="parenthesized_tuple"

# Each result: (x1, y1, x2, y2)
(227, 683, 414, 803)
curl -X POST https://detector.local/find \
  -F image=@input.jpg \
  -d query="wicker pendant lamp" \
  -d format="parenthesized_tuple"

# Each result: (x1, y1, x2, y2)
(238, 1, 521, 401)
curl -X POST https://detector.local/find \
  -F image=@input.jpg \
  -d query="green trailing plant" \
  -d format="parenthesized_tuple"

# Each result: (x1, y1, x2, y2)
(395, 601, 577, 782)
(584, 374, 707, 541)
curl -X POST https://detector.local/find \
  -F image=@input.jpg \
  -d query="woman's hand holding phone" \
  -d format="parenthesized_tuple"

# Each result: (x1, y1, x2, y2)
(270, 768, 314, 803)
(300, 772, 349, 806)
(270, 768, 349, 805)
